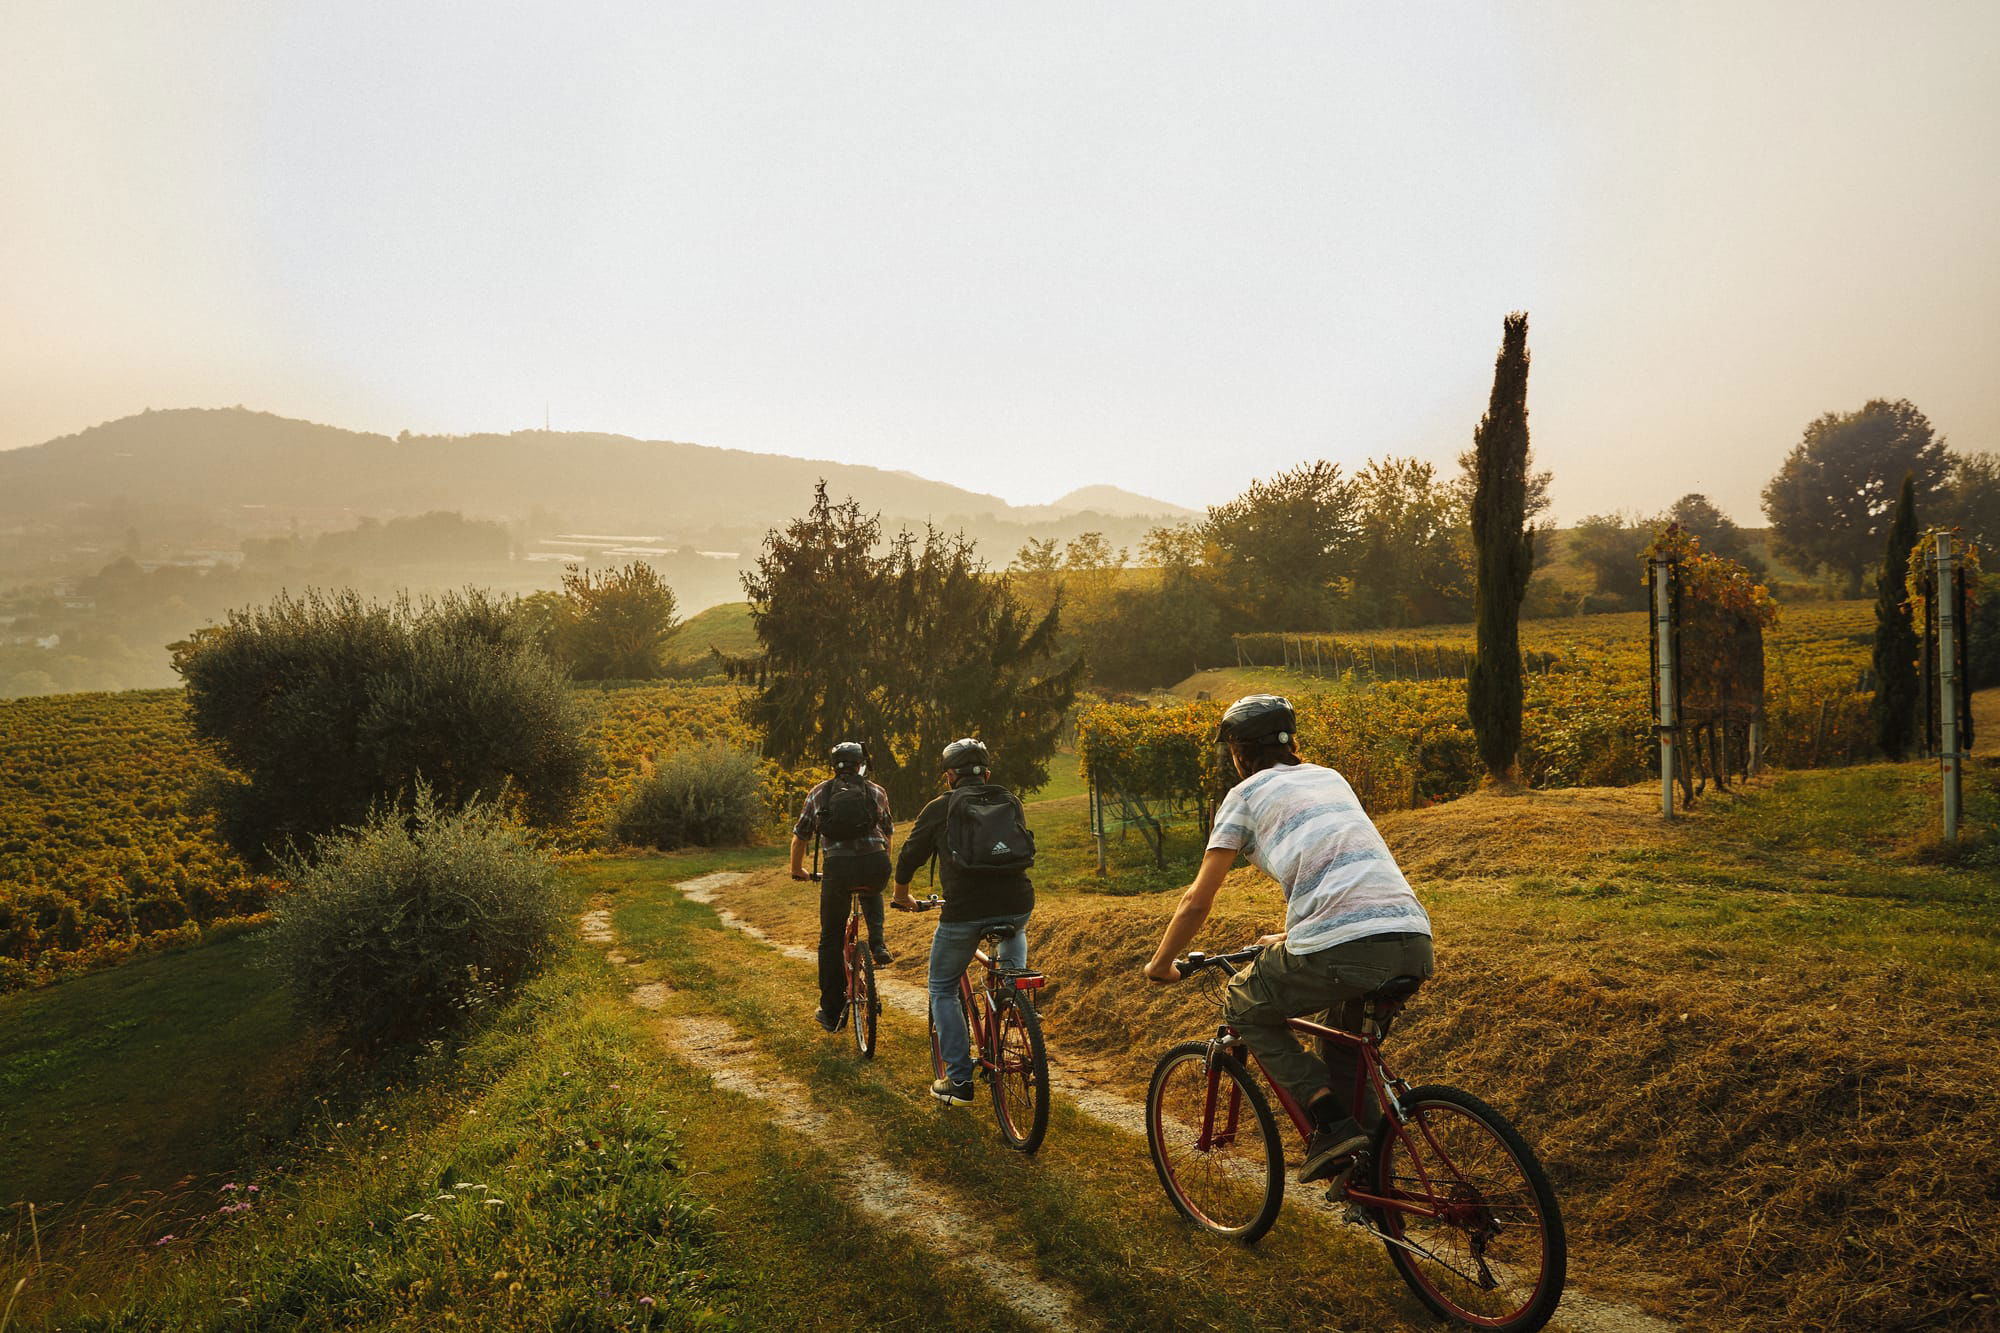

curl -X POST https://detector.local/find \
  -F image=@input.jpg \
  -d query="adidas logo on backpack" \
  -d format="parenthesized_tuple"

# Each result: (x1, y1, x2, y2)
(945, 786, 1036, 874)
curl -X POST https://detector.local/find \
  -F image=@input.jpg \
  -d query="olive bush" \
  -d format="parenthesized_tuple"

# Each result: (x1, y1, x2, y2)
(267, 791, 565, 1047)
(610, 744, 764, 850)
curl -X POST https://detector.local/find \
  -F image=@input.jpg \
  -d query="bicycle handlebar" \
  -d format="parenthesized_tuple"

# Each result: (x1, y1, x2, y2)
(891, 895, 944, 913)
(1174, 944, 1264, 978)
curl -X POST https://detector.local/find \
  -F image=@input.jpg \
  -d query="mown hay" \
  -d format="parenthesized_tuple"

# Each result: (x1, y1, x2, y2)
(1028, 850, 2000, 1330)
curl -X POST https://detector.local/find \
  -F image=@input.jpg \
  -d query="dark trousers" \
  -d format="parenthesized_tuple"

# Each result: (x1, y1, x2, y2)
(817, 851, 890, 1016)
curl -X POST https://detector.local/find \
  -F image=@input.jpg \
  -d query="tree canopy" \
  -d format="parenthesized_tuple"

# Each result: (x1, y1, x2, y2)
(1761, 399, 1950, 596)
(171, 589, 592, 867)
(739, 484, 1080, 811)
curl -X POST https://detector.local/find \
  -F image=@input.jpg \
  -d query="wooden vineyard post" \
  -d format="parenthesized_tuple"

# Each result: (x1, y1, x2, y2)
(1936, 533, 1963, 842)
(1651, 556, 1680, 818)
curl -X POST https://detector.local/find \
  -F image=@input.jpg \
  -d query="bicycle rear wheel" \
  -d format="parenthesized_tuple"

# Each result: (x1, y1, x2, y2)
(1372, 1084, 1565, 1333)
(928, 978, 980, 1081)
(1146, 1041, 1283, 1243)
(848, 944, 877, 1059)
(991, 993, 1049, 1153)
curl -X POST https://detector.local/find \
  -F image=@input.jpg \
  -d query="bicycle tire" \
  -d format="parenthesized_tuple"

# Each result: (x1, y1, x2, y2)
(928, 977, 981, 1082)
(1146, 1041, 1283, 1242)
(991, 993, 1050, 1153)
(849, 944, 877, 1060)
(1371, 1084, 1566, 1333)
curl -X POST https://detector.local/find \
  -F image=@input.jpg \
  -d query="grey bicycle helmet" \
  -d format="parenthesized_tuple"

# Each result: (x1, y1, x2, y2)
(1214, 694, 1297, 746)
(940, 737, 989, 778)
(830, 740, 868, 775)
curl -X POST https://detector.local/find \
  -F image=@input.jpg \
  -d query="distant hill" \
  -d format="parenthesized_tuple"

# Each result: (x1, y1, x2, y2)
(0, 408, 1020, 533)
(1010, 485, 1197, 523)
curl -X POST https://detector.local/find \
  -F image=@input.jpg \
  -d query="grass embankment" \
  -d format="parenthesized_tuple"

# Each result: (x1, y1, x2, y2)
(698, 758, 2000, 1331)
(0, 850, 1030, 1330)
(666, 602, 755, 668)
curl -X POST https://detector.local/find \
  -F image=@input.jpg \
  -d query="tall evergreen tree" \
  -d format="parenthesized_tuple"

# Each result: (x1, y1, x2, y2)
(1466, 313, 1536, 781)
(1871, 473, 1921, 758)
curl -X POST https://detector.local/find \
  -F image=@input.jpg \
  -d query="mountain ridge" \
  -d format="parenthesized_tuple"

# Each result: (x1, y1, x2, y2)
(0, 407, 1188, 533)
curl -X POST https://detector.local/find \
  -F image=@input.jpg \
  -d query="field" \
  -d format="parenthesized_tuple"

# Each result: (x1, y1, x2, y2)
(6, 758, 1995, 1329)
(0, 681, 804, 990)
(1114, 601, 1881, 818)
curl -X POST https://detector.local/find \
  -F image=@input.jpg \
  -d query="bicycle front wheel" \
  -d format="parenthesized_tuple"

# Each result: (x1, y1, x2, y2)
(848, 945, 877, 1059)
(991, 993, 1049, 1153)
(1146, 1041, 1283, 1243)
(1373, 1084, 1566, 1333)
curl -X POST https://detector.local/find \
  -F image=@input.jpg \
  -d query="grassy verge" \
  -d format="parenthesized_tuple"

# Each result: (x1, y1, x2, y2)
(0, 932, 321, 1211)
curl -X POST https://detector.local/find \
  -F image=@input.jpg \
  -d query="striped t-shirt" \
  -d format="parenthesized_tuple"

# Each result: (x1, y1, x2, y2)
(1206, 762, 1430, 954)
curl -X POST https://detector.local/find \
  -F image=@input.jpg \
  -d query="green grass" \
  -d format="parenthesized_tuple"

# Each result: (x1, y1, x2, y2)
(0, 932, 319, 1211)
(666, 601, 755, 666)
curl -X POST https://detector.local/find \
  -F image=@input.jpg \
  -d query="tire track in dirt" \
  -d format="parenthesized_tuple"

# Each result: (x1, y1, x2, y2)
(582, 895, 1092, 1333)
(673, 871, 1678, 1333)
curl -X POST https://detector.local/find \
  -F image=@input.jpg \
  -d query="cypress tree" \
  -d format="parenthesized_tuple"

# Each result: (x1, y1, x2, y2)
(1466, 313, 1536, 781)
(1871, 472, 1921, 758)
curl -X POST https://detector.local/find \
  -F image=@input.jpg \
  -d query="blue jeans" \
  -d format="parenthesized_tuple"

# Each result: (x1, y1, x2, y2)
(928, 912, 1031, 1085)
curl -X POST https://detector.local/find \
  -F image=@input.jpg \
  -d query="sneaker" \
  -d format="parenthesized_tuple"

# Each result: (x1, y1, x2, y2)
(930, 1076, 975, 1106)
(870, 944, 893, 965)
(813, 1008, 840, 1033)
(1299, 1118, 1370, 1183)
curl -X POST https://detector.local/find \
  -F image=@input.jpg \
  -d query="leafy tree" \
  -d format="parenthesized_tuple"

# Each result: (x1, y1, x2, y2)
(550, 561, 682, 679)
(1939, 452, 2000, 554)
(740, 484, 1080, 811)
(1466, 313, 1536, 782)
(1200, 460, 1359, 629)
(1664, 493, 1764, 576)
(1761, 399, 1951, 596)
(1567, 514, 1651, 610)
(1347, 457, 1472, 628)
(1872, 475, 1922, 758)
(172, 589, 592, 867)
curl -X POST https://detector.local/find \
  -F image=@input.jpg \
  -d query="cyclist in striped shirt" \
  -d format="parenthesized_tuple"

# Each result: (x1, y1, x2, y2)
(1144, 694, 1434, 1183)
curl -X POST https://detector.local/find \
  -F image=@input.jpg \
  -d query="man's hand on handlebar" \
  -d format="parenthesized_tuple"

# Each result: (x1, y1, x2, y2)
(1142, 958, 1181, 985)
(791, 870, 818, 882)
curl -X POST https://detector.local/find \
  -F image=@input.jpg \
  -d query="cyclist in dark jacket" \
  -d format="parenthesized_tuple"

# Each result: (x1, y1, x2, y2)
(892, 737, 1034, 1106)
(792, 740, 895, 1032)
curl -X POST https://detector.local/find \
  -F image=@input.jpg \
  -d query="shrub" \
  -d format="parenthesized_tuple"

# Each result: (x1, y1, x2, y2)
(174, 589, 594, 867)
(610, 744, 765, 850)
(266, 791, 565, 1047)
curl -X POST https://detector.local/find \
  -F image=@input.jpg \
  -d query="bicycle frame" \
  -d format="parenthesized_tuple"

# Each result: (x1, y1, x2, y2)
(1200, 1012, 1470, 1229)
(957, 942, 1045, 1074)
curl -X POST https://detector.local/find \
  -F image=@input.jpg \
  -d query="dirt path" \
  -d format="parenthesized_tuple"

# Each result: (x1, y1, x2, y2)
(671, 871, 1676, 1333)
(583, 896, 1091, 1332)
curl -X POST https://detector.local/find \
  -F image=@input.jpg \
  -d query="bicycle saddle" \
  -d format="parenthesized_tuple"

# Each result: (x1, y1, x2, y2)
(1364, 975, 1425, 1002)
(979, 923, 1019, 943)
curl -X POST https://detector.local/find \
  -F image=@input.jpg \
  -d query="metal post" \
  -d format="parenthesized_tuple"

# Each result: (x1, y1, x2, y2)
(1090, 776, 1108, 875)
(1937, 533, 1962, 842)
(1653, 558, 1677, 818)
(1747, 718, 1763, 777)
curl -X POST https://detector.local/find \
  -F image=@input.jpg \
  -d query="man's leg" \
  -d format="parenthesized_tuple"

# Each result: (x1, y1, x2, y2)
(927, 919, 980, 1091)
(1223, 943, 1349, 1110)
(815, 876, 849, 1022)
(1311, 933, 1435, 1129)
(989, 913, 1029, 970)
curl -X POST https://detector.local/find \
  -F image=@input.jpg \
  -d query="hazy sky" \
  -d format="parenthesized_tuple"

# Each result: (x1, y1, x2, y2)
(5, 2, 1996, 523)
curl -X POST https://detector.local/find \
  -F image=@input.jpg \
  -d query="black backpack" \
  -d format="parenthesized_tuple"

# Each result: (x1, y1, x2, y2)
(816, 778, 878, 841)
(945, 785, 1035, 875)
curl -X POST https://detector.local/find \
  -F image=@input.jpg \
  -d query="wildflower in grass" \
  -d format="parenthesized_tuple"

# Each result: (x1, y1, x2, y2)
(154, 1235, 175, 1245)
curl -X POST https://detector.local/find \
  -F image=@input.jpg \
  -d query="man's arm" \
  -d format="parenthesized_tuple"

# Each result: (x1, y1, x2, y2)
(789, 834, 811, 881)
(1143, 846, 1239, 982)
(893, 796, 943, 903)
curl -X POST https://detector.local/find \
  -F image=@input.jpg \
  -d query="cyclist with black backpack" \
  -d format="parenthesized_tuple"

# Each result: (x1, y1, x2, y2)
(791, 741, 896, 1033)
(890, 737, 1037, 1106)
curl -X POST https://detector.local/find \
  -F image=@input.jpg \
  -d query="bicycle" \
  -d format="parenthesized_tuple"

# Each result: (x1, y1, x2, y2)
(902, 896, 1051, 1153)
(1147, 944, 1566, 1333)
(805, 871, 882, 1060)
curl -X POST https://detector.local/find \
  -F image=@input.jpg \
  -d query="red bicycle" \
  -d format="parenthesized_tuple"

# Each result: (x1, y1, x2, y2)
(809, 873, 882, 1060)
(1147, 945, 1565, 1333)
(907, 897, 1051, 1153)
